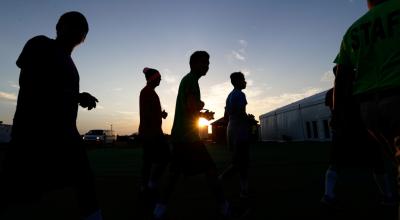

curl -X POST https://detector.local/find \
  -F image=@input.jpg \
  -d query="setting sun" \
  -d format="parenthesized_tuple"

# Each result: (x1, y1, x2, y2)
(198, 117, 210, 128)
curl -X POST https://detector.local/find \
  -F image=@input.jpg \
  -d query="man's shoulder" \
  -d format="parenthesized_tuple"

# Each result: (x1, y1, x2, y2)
(26, 35, 53, 47)
(178, 73, 196, 90)
(140, 86, 156, 97)
(231, 89, 246, 98)
(181, 72, 194, 83)
(17, 35, 54, 68)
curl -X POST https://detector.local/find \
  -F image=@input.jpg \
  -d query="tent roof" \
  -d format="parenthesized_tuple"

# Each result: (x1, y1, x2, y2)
(260, 89, 329, 119)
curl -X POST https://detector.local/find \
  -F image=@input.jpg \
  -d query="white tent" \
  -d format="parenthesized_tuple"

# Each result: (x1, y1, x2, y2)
(259, 90, 331, 142)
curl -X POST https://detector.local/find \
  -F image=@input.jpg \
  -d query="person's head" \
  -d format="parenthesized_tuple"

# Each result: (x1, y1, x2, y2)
(56, 11, 89, 48)
(189, 51, 210, 77)
(143, 67, 161, 88)
(230, 72, 246, 90)
(367, 0, 389, 9)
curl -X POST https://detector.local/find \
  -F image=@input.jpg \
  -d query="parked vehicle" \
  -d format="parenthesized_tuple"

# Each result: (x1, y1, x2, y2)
(83, 129, 117, 144)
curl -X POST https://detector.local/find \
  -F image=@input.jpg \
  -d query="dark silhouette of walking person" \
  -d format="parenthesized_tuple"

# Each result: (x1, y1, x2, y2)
(152, 51, 231, 220)
(138, 67, 170, 210)
(219, 71, 253, 217)
(220, 72, 252, 199)
(321, 66, 394, 207)
(0, 11, 103, 220)
(334, 0, 400, 217)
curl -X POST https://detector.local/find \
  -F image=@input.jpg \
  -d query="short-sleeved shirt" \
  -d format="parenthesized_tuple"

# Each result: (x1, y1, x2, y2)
(225, 88, 248, 126)
(171, 72, 202, 143)
(335, 0, 400, 95)
(12, 35, 80, 142)
(139, 85, 163, 139)
(225, 88, 250, 146)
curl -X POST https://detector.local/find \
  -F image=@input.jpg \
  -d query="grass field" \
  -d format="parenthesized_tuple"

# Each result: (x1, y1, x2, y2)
(0, 141, 397, 220)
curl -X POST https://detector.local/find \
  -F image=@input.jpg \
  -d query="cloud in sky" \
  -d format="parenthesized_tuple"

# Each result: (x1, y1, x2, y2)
(0, 91, 17, 102)
(227, 39, 248, 62)
(242, 69, 251, 76)
(8, 81, 19, 89)
(112, 88, 123, 92)
(231, 50, 246, 61)
(115, 110, 138, 115)
(163, 69, 178, 84)
(247, 87, 322, 117)
(96, 105, 105, 109)
(239, 39, 248, 47)
(202, 81, 232, 118)
(320, 70, 335, 84)
(202, 76, 322, 123)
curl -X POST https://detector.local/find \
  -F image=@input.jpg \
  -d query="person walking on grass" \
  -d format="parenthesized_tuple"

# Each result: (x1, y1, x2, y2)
(0, 11, 102, 220)
(218, 71, 253, 217)
(333, 0, 400, 215)
(152, 51, 231, 220)
(321, 66, 394, 207)
(138, 67, 170, 210)
(220, 72, 252, 200)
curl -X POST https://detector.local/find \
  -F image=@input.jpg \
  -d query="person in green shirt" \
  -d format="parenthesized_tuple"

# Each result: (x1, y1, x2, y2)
(152, 51, 231, 220)
(334, 0, 400, 209)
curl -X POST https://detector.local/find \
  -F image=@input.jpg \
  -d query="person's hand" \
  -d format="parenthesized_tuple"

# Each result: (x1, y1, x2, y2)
(200, 109, 215, 120)
(161, 110, 168, 119)
(79, 92, 98, 110)
(199, 101, 205, 110)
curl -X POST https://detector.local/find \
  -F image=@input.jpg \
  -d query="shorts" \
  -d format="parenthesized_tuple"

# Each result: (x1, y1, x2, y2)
(359, 94, 400, 140)
(170, 141, 216, 176)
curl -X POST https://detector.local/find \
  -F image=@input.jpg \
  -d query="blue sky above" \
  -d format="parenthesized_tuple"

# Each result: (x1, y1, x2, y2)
(0, 0, 367, 135)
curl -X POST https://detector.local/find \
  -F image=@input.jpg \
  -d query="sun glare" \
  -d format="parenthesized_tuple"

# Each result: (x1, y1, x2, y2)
(198, 117, 210, 128)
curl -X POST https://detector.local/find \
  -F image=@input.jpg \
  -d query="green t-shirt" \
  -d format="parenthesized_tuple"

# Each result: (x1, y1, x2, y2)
(335, 0, 400, 95)
(171, 72, 202, 143)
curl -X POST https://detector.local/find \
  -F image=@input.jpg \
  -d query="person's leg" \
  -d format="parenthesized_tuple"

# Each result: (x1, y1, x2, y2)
(152, 169, 180, 219)
(152, 143, 180, 220)
(205, 168, 230, 217)
(0, 143, 43, 211)
(72, 145, 102, 220)
(148, 138, 170, 191)
(322, 129, 343, 203)
(219, 164, 237, 180)
(323, 165, 339, 201)
(367, 134, 396, 204)
(141, 141, 152, 191)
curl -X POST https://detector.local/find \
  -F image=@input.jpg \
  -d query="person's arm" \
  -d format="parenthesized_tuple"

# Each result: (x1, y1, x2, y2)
(185, 87, 204, 117)
(79, 92, 98, 110)
(332, 64, 354, 129)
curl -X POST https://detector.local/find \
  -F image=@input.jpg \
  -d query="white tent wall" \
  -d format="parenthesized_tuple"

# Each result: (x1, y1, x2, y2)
(259, 90, 331, 142)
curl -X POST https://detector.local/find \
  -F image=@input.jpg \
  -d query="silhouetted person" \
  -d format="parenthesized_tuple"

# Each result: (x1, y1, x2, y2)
(138, 67, 170, 209)
(0, 11, 102, 220)
(152, 51, 231, 220)
(321, 66, 394, 207)
(334, 0, 400, 216)
(220, 72, 252, 201)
